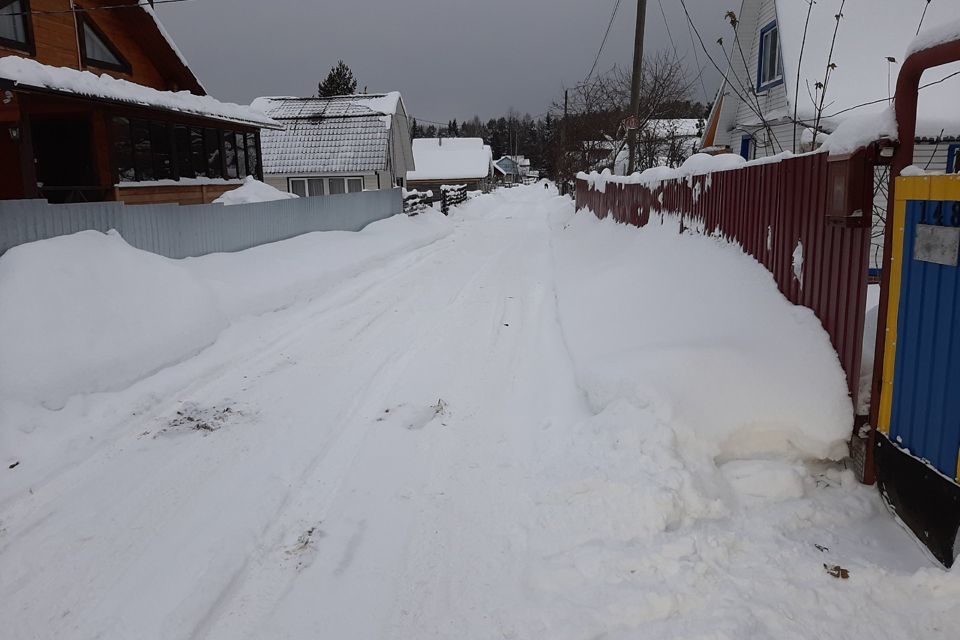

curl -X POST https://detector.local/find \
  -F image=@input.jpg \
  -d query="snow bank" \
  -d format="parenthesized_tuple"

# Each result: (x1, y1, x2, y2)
(553, 213, 852, 463)
(0, 231, 227, 410)
(578, 153, 748, 191)
(212, 177, 298, 205)
(0, 213, 453, 411)
(186, 211, 453, 320)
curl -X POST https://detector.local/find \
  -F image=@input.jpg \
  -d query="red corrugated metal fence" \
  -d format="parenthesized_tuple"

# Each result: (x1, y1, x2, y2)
(575, 153, 871, 411)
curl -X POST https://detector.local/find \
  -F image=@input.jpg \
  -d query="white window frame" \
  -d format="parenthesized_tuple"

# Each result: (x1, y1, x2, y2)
(757, 21, 783, 91)
(289, 176, 365, 197)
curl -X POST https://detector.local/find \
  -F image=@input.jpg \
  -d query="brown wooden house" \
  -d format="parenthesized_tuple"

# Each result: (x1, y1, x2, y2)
(0, 0, 278, 205)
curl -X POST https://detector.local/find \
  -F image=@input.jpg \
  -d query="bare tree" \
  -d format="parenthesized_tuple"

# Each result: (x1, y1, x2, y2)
(549, 50, 695, 184)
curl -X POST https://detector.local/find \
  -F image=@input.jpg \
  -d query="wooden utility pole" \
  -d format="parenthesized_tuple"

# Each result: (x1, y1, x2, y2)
(561, 89, 569, 194)
(626, 0, 647, 175)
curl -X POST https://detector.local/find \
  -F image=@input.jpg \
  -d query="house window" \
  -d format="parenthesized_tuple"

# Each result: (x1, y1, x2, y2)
(112, 118, 252, 183)
(131, 119, 154, 181)
(288, 178, 324, 197)
(173, 125, 193, 179)
(948, 144, 960, 174)
(347, 178, 364, 193)
(204, 128, 222, 178)
(151, 121, 173, 180)
(739, 135, 753, 161)
(235, 132, 247, 178)
(396, 177, 404, 188)
(0, 0, 33, 53)
(289, 178, 307, 197)
(111, 117, 135, 182)
(328, 177, 346, 195)
(78, 15, 131, 74)
(245, 133, 259, 178)
(190, 127, 206, 178)
(757, 21, 783, 91)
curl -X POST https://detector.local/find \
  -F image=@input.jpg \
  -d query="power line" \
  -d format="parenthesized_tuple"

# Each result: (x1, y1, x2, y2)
(4, 0, 195, 17)
(656, 0, 679, 61)
(585, 0, 622, 84)
(682, 0, 714, 104)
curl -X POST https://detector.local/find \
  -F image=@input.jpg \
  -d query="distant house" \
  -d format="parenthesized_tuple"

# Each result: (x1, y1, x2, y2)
(0, 0, 276, 205)
(702, 0, 960, 169)
(406, 138, 493, 193)
(494, 155, 531, 183)
(252, 93, 414, 197)
(612, 119, 703, 173)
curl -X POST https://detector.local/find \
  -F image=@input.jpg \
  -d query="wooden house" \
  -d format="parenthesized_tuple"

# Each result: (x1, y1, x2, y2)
(0, 0, 277, 205)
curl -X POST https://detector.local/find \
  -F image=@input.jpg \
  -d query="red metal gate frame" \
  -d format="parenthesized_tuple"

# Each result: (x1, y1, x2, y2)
(866, 35, 960, 484)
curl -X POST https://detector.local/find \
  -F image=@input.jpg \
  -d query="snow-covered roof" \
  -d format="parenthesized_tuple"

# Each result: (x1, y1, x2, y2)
(773, 0, 960, 136)
(250, 93, 403, 120)
(253, 94, 404, 175)
(407, 138, 493, 182)
(0, 57, 277, 129)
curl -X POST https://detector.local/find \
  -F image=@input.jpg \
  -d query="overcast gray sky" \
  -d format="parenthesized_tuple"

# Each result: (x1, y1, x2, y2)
(157, 0, 733, 122)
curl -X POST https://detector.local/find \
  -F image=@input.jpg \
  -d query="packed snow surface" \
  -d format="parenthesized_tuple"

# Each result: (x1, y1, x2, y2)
(1, 187, 958, 639)
(212, 176, 298, 205)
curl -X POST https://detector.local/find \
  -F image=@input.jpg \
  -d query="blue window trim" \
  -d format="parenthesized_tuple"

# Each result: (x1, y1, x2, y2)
(756, 20, 784, 92)
(739, 135, 753, 160)
(947, 144, 960, 174)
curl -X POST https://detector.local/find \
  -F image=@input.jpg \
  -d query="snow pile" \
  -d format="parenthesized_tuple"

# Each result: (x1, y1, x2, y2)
(821, 108, 899, 155)
(186, 211, 452, 321)
(0, 231, 227, 410)
(0, 57, 276, 127)
(212, 177, 298, 205)
(579, 153, 747, 191)
(407, 138, 493, 181)
(0, 213, 452, 411)
(552, 212, 852, 463)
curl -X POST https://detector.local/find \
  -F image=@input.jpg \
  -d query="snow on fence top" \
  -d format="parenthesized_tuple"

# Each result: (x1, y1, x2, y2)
(578, 153, 750, 192)
(0, 57, 278, 129)
(407, 138, 494, 182)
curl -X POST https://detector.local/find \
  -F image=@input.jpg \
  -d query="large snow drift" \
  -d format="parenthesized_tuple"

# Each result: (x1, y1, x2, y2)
(0, 212, 452, 411)
(0, 231, 227, 410)
(552, 212, 853, 463)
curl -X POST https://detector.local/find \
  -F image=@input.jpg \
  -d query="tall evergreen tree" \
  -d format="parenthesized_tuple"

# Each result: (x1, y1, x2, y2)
(318, 60, 358, 97)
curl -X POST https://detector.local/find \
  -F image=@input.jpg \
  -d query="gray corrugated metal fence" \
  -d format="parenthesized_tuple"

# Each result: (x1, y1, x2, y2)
(0, 188, 403, 259)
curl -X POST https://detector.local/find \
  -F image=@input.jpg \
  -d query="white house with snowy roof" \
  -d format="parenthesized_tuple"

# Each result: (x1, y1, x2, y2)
(406, 137, 494, 193)
(703, 0, 960, 172)
(251, 93, 415, 197)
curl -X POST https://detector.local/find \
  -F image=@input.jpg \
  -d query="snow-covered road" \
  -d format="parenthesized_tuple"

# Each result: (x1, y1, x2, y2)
(2, 186, 959, 639)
